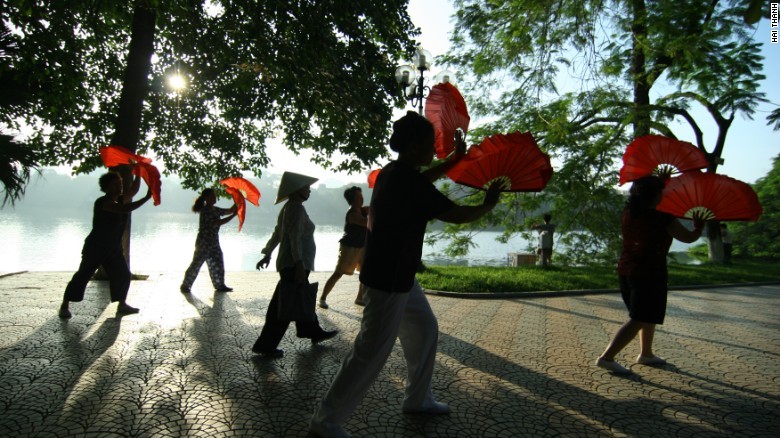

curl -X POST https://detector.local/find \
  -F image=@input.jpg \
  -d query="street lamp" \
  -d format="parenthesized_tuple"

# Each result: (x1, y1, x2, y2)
(395, 46, 454, 113)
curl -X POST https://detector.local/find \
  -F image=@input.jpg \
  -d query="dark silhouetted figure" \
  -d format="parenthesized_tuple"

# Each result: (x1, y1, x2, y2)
(309, 112, 502, 437)
(60, 172, 152, 318)
(596, 175, 704, 374)
(180, 188, 237, 293)
(252, 171, 338, 358)
(319, 186, 368, 309)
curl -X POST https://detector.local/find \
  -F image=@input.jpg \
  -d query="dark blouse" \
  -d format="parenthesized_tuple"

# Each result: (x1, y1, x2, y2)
(339, 210, 367, 248)
(617, 208, 675, 276)
(360, 161, 455, 292)
(85, 196, 128, 248)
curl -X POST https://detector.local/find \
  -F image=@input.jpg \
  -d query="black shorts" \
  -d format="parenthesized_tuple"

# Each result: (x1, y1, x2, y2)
(619, 273, 668, 325)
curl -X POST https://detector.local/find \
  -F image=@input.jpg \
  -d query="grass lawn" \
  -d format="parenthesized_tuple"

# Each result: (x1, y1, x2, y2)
(417, 259, 780, 293)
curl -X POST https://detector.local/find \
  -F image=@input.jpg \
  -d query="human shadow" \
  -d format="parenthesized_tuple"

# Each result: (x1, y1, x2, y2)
(425, 329, 772, 437)
(0, 290, 122, 436)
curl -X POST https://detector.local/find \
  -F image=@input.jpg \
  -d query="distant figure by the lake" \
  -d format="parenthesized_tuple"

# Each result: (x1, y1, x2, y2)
(532, 213, 556, 266)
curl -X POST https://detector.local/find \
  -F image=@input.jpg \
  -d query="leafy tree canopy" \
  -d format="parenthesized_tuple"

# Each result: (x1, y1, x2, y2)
(429, 0, 771, 263)
(1, 0, 419, 189)
(731, 154, 780, 258)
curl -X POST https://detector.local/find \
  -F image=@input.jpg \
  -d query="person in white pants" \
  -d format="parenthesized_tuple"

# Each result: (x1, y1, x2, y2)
(309, 111, 502, 438)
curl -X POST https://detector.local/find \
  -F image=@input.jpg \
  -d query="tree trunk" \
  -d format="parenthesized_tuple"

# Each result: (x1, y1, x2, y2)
(630, 0, 651, 138)
(706, 222, 724, 264)
(99, 3, 155, 278)
(703, 115, 732, 264)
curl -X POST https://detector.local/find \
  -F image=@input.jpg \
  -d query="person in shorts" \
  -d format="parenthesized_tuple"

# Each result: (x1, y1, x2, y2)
(596, 175, 704, 374)
(318, 186, 368, 309)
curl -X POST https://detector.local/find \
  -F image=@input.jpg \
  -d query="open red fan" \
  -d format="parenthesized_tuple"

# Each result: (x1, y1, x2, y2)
(219, 177, 261, 231)
(656, 172, 762, 221)
(99, 145, 161, 205)
(424, 82, 470, 159)
(100, 144, 152, 167)
(446, 131, 553, 192)
(367, 169, 380, 188)
(619, 135, 709, 185)
(132, 162, 161, 206)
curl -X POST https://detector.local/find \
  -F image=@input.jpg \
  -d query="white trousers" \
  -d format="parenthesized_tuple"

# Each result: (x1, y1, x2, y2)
(312, 279, 439, 425)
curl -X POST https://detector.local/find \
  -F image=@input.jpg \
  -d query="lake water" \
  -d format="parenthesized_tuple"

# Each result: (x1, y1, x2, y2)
(0, 211, 698, 273)
(0, 210, 542, 272)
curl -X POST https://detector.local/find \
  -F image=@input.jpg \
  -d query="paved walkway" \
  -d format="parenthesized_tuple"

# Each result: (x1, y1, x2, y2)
(0, 271, 778, 437)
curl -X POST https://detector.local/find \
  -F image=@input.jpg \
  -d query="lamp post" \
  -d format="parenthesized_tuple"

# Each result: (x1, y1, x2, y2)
(395, 47, 454, 113)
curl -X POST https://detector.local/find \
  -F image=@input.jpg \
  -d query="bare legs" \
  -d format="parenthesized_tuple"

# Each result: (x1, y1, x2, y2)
(597, 319, 660, 374)
(599, 319, 654, 361)
(319, 273, 366, 307)
(320, 272, 343, 303)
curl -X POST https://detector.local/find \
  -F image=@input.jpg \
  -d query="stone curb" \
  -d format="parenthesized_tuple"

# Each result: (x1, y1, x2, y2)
(424, 280, 780, 299)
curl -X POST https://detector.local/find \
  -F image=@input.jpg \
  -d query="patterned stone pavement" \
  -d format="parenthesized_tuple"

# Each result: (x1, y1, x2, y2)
(0, 271, 778, 437)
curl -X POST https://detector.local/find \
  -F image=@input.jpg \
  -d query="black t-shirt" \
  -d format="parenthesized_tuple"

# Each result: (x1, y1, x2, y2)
(359, 161, 456, 292)
(85, 196, 128, 248)
(339, 210, 367, 248)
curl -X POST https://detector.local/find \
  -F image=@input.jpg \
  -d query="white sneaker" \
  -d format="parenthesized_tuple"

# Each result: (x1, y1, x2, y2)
(636, 355, 667, 365)
(596, 358, 632, 374)
(318, 299, 329, 309)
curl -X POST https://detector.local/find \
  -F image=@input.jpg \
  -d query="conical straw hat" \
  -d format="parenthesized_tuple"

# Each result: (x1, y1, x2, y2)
(275, 171, 319, 204)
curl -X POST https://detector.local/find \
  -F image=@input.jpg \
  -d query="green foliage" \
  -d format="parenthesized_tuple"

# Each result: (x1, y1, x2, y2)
(418, 259, 780, 293)
(1, 1, 418, 190)
(0, 134, 39, 206)
(730, 155, 780, 258)
(0, 22, 38, 206)
(436, 0, 768, 263)
(428, 86, 630, 265)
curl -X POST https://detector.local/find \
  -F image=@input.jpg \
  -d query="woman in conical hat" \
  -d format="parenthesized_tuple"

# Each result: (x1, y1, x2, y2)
(252, 171, 338, 357)
(273, 171, 318, 204)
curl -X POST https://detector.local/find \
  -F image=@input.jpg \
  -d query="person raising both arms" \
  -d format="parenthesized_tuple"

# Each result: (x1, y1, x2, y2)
(597, 175, 704, 374)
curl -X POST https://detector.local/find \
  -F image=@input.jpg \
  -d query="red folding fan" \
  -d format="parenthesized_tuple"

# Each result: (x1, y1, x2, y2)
(367, 169, 380, 189)
(446, 131, 553, 192)
(656, 172, 762, 221)
(100, 145, 161, 205)
(100, 144, 153, 167)
(219, 177, 261, 231)
(132, 162, 161, 206)
(425, 82, 470, 159)
(619, 135, 709, 185)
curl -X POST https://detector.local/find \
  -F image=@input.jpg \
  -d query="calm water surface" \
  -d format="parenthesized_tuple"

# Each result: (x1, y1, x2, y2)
(1, 211, 533, 272)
